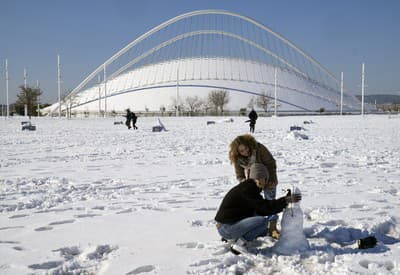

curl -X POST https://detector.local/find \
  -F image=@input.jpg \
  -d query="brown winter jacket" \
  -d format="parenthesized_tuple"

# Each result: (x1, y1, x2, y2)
(234, 142, 278, 184)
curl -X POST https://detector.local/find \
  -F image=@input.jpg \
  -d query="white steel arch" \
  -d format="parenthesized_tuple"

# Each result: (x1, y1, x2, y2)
(44, 9, 366, 115)
(110, 30, 306, 79)
(64, 9, 337, 101)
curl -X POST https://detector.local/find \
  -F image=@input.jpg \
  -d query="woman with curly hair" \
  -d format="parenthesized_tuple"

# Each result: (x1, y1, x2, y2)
(229, 134, 280, 239)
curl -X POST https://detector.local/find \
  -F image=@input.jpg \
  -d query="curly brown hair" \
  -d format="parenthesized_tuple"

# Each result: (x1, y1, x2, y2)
(229, 134, 257, 164)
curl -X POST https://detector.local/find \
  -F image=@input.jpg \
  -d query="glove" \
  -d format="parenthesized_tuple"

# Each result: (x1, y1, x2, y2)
(285, 189, 302, 203)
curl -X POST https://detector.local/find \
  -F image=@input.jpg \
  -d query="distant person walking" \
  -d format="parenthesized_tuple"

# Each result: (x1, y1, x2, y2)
(125, 109, 133, 129)
(132, 112, 138, 129)
(248, 109, 258, 133)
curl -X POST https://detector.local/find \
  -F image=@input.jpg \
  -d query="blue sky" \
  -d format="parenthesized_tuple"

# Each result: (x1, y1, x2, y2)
(1, 0, 399, 103)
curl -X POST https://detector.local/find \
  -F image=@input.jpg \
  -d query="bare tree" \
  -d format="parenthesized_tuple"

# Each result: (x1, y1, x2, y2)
(247, 97, 256, 109)
(208, 90, 230, 115)
(15, 85, 42, 116)
(185, 96, 204, 115)
(169, 97, 185, 113)
(160, 105, 166, 116)
(61, 91, 80, 118)
(202, 100, 213, 114)
(256, 91, 272, 113)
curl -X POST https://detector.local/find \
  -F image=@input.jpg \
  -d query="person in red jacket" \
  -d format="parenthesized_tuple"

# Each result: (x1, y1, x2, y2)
(215, 163, 301, 254)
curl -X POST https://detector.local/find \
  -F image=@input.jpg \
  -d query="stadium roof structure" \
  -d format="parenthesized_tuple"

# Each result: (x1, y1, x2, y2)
(44, 10, 365, 116)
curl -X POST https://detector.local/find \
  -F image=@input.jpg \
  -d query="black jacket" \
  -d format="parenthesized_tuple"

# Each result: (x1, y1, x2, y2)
(215, 179, 287, 224)
(248, 110, 258, 122)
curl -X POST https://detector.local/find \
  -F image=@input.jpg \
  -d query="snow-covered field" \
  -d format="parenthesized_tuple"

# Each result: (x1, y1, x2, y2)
(1, 115, 399, 274)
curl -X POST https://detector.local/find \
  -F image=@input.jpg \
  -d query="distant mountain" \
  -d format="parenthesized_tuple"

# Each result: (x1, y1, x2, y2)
(355, 94, 400, 104)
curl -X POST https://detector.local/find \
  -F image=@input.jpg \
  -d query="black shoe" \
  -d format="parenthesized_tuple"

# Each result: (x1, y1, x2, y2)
(358, 236, 377, 249)
(230, 246, 241, 255)
(230, 239, 247, 255)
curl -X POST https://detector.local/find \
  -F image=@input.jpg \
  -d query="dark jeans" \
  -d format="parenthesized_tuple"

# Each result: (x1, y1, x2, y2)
(217, 216, 275, 241)
(249, 120, 256, 133)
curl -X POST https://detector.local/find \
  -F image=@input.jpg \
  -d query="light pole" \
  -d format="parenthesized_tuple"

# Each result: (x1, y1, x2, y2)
(103, 64, 107, 117)
(340, 72, 343, 115)
(24, 67, 27, 88)
(274, 67, 278, 117)
(57, 54, 61, 118)
(98, 75, 101, 117)
(361, 63, 365, 115)
(5, 59, 9, 117)
(36, 80, 40, 117)
(24, 68, 28, 117)
(176, 67, 180, 117)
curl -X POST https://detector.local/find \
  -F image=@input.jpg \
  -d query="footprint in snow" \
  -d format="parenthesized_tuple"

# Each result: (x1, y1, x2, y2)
(160, 199, 193, 204)
(34, 226, 53, 231)
(9, 214, 29, 219)
(359, 259, 394, 272)
(86, 244, 116, 260)
(48, 219, 75, 226)
(375, 211, 388, 216)
(34, 207, 73, 214)
(349, 204, 364, 209)
(190, 258, 220, 267)
(193, 219, 206, 227)
(0, 226, 24, 231)
(116, 208, 134, 214)
(126, 265, 156, 274)
(53, 246, 81, 260)
(92, 206, 106, 210)
(194, 207, 217, 211)
(320, 162, 337, 168)
(373, 199, 388, 203)
(74, 214, 101, 218)
(28, 261, 63, 270)
(140, 205, 168, 212)
(190, 219, 215, 227)
(0, 240, 19, 244)
(177, 242, 205, 249)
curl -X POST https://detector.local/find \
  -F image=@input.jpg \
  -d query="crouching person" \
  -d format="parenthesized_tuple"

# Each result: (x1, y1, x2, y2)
(214, 163, 301, 254)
